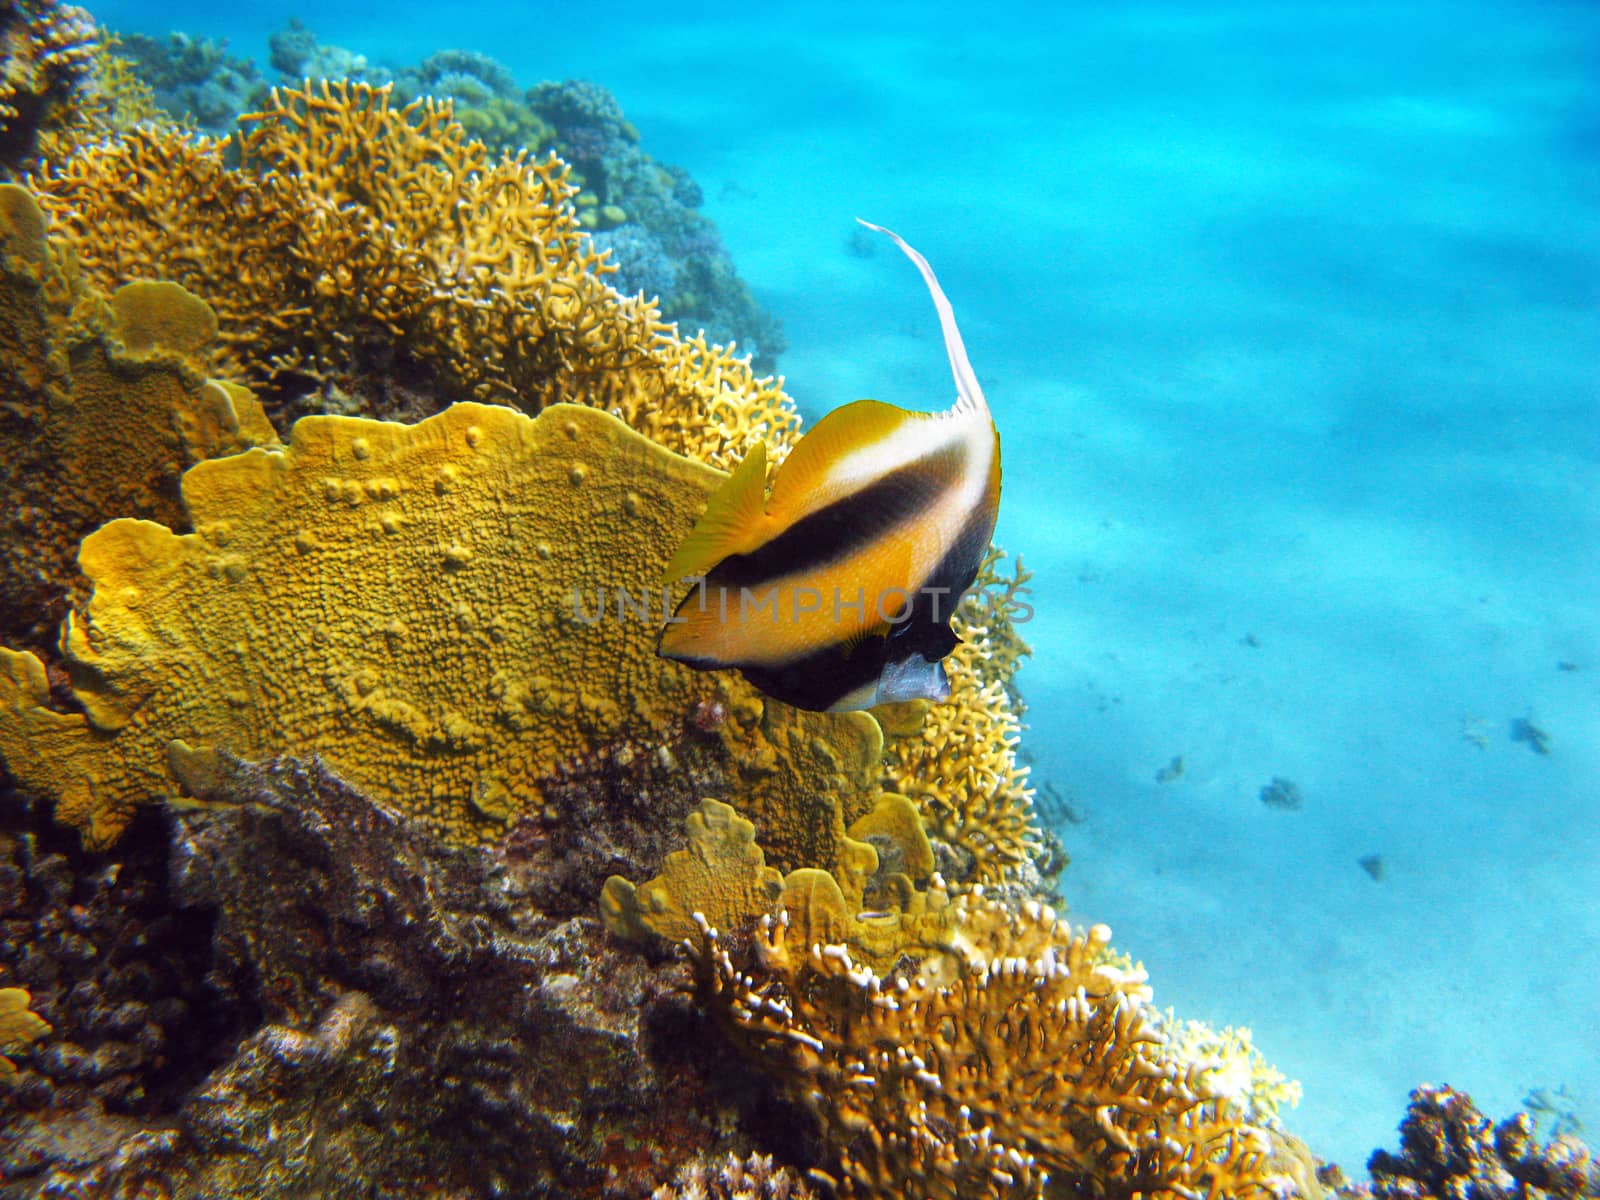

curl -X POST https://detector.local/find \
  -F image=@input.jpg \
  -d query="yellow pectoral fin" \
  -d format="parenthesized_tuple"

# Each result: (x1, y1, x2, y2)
(662, 440, 770, 585)
(766, 398, 930, 516)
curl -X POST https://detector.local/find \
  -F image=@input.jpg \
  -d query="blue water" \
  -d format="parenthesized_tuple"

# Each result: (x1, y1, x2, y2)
(96, 0, 1600, 1168)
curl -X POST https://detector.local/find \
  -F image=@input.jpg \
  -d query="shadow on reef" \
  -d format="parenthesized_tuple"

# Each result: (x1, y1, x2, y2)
(0, 755, 821, 1198)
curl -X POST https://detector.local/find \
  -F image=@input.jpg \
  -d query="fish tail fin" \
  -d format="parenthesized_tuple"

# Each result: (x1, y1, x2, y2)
(662, 440, 770, 585)
(856, 218, 990, 419)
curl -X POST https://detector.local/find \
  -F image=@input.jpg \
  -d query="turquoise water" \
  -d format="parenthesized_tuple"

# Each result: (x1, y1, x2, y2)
(96, 0, 1599, 1169)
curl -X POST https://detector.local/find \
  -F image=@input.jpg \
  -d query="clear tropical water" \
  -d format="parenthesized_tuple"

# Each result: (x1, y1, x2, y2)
(96, 0, 1599, 1169)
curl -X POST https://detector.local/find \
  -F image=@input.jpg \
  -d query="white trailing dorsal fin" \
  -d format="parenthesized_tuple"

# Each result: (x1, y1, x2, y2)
(856, 218, 990, 418)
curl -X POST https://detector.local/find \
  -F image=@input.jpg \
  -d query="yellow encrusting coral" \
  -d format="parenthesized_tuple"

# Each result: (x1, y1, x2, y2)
(602, 798, 784, 946)
(606, 791, 958, 972)
(604, 800, 953, 979)
(693, 898, 1294, 1200)
(0, 986, 50, 1080)
(31, 81, 800, 471)
(882, 549, 1039, 885)
(0, 402, 881, 853)
(0, 183, 277, 652)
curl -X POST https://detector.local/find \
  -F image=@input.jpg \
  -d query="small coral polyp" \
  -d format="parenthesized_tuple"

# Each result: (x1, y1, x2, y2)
(0, 986, 51, 1079)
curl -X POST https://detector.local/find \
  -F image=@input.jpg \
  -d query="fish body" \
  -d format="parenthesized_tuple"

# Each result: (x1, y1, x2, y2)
(658, 221, 1001, 712)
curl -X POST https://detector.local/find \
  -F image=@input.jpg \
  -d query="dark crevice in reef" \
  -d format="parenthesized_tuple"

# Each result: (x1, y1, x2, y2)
(0, 785, 261, 1120)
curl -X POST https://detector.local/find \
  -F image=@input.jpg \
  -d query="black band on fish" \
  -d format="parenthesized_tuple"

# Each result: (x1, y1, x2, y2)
(708, 440, 965, 591)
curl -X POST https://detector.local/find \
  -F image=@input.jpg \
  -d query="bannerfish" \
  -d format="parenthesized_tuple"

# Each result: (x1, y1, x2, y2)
(657, 219, 1001, 712)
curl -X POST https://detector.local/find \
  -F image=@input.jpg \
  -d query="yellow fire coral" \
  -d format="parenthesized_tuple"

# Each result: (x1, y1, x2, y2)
(602, 798, 785, 945)
(32, 81, 799, 471)
(0, 183, 276, 652)
(693, 898, 1294, 1200)
(883, 549, 1039, 885)
(0, 401, 881, 853)
(0, 986, 50, 1080)
(607, 793, 957, 971)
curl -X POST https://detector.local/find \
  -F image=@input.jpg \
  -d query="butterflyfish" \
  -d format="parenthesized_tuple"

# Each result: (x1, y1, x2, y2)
(657, 220, 1001, 712)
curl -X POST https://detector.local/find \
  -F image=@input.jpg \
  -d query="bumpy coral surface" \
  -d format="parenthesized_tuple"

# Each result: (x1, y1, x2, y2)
(0, 183, 276, 652)
(32, 80, 799, 469)
(0, 401, 881, 854)
(694, 898, 1296, 1200)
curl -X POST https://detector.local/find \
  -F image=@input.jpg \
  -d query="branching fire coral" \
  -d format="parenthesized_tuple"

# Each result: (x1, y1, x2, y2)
(0, 402, 880, 853)
(692, 898, 1295, 1200)
(30, 80, 799, 470)
(0, 183, 276, 652)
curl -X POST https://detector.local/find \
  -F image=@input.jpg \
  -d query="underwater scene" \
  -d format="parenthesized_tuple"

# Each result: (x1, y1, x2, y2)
(0, 0, 1596, 1195)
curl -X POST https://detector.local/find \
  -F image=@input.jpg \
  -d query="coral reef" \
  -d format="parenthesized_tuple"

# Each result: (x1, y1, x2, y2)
(0, 401, 879, 854)
(2, 753, 793, 1197)
(531, 73, 786, 367)
(392, 47, 552, 157)
(0, 790, 245, 1125)
(0, 30, 1335, 1200)
(90, 15, 785, 368)
(0, 0, 97, 174)
(692, 897, 1297, 1200)
(0, 183, 277, 653)
(33, 81, 798, 465)
(266, 17, 367, 85)
(1345, 1084, 1598, 1200)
